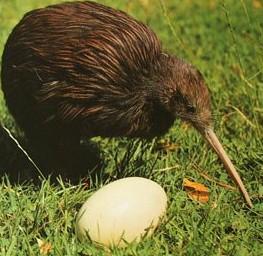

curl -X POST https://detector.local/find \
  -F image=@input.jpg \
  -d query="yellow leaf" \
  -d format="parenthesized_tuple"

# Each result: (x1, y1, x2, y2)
(253, 0, 263, 9)
(183, 179, 209, 203)
(37, 239, 52, 255)
(156, 140, 180, 152)
(139, 0, 149, 8)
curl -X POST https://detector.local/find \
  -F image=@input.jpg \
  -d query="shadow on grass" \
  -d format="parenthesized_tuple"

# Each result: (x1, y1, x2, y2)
(0, 124, 103, 185)
(0, 125, 156, 186)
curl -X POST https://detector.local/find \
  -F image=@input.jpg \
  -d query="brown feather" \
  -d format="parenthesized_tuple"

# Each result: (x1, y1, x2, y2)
(1, 1, 210, 168)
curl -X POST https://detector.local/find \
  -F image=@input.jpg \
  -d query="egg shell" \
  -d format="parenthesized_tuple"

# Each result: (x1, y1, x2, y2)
(76, 177, 167, 247)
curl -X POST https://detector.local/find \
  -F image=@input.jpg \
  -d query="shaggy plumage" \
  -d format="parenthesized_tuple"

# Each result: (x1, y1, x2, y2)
(1, 1, 210, 143)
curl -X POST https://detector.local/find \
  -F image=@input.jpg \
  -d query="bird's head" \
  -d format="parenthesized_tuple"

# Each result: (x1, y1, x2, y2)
(166, 58, 212, 132)
(160, 55, 252, 207)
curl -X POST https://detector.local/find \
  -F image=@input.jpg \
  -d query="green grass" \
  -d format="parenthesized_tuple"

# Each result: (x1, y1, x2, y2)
(0, 0, 262, 255)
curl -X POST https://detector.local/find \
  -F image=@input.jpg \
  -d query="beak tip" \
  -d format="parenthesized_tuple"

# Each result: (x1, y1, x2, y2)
(203, 128, 253, 208)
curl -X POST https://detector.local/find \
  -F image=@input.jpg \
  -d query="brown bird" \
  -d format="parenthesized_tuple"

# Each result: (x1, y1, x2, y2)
(1, 1, 252, 207)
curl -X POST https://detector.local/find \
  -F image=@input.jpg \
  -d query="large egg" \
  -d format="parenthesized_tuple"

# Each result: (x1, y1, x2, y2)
(76, 177, 167, 247)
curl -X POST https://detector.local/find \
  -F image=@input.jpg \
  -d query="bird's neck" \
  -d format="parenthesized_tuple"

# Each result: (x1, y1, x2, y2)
(113, 77, 174, 138)
(117, 54, 177, 138)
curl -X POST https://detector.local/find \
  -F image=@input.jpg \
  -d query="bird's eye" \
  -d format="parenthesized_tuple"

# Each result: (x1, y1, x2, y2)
(187, 105, 196, 113)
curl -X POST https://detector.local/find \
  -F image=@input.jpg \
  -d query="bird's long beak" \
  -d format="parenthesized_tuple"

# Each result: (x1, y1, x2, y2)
(204, 128, 252, 208)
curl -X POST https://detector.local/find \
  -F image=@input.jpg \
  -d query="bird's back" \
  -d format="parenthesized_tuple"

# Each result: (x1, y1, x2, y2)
(1, 1, 164, 138)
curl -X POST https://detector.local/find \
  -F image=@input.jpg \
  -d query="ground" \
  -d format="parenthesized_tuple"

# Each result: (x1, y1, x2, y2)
(0, 0, 262, 255)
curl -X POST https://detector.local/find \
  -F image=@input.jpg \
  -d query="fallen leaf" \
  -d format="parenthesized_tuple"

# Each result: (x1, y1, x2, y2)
(183, 178, 209, 203)
(37, 239, 52, 255)
(155, 140, 180, 152)
(253, 0, 263, 9)
(139, 0, 149, 8)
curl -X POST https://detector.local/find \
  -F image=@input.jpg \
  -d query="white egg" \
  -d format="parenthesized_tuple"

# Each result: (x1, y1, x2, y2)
(76, 177, 167, 247)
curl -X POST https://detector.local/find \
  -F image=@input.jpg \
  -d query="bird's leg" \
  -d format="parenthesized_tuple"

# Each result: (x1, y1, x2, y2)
(54, 131, 102, 182)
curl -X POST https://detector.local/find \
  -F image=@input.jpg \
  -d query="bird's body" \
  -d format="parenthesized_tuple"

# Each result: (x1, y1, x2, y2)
(1, 1, 252, 206)
(2, 1, 174, 140)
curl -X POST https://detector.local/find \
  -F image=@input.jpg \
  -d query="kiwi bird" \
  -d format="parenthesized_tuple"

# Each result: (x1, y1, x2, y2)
(1, 1, 252, 207)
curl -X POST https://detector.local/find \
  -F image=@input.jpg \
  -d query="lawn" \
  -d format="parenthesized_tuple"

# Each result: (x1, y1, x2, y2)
(0, 0, 262, 255)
